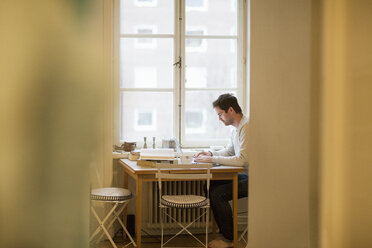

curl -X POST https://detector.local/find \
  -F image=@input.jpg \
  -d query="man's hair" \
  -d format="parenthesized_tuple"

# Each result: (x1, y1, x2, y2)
(212, 93, 242, 114)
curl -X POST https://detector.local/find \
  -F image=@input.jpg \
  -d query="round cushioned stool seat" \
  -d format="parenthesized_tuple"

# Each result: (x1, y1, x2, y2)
(161, 195, 208, 208)
(91, 187, 132, 201)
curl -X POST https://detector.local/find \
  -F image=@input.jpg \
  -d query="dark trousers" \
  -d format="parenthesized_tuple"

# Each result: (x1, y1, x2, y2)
(206, 174, 248, 241)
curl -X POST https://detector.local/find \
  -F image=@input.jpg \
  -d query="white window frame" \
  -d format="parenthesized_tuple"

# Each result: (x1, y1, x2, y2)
(114, 0, 248, 148)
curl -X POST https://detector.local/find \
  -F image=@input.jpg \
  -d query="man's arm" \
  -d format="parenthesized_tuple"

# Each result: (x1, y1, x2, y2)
(194, 137, 235, 163)
(211, 140, 235, 157)
(211, 123, 249, 167)
(194, 151, 212, 158)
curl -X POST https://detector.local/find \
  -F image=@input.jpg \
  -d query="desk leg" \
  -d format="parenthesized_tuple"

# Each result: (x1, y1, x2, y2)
(123, 172, 128, 239)
(233, 174, 238, 248)
(136, 178, 143, 248)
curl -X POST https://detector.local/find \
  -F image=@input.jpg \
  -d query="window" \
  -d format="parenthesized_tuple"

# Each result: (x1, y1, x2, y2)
(118, 0, 247, 147)
(134, 109, 156, 131)
(185, 27, 207, 52)
(135, 0, 157, 7)
(186, 0, 208, 12)
(134, 25, 157, 48)
(186, 67, 207, 88)
(185, 109, 206, 134)
(231, 0, 237, 12)
(134, 67, 157, 87)
(230, 27, 236, 52)
(230, 68, 237, 88)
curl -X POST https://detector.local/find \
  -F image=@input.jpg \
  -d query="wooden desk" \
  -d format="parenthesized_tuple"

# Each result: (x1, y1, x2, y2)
(119, 159, 244, 248)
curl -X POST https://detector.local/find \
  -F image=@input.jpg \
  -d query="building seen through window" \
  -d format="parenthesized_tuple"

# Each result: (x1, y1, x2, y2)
(186, 110, 206, 134)
(135, 109, 156, 131)
(186, 0, 207, 11)
(135, 25, 157, 48)
(135, 0, 157, 7)
(186, 27, 207, 52)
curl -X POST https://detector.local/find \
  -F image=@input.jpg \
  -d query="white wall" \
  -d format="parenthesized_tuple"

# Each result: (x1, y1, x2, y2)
(248, 0, 314, 247)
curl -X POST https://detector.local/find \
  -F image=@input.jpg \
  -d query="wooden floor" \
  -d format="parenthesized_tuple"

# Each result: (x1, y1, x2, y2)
(92, 233, 248, 248)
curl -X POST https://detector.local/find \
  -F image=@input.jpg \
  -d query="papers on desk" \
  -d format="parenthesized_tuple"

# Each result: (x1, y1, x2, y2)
(137, 148, 176, 167)
(140, 148, 175, 160)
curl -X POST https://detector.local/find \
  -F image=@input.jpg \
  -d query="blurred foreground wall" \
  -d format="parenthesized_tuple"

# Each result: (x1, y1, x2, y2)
(320, 0, 372, 247)
(0, 0, 104, 247)
(248, 0, 313, 247)
(249, 0, 372, 247)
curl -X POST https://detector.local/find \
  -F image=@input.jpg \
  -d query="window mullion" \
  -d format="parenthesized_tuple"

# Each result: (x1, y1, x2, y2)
(237, 0, 246, 113)
(173, 0, 180, 145)
(178, 0, 186, 146)
(245, 0, 250, 117)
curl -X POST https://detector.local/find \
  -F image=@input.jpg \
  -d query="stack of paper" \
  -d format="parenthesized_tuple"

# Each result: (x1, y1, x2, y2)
(140, 148, 175, 160)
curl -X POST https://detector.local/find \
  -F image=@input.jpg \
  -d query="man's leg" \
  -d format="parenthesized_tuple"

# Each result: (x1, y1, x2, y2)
(208, 180, 231, 236)
(209, 174, 248, 241)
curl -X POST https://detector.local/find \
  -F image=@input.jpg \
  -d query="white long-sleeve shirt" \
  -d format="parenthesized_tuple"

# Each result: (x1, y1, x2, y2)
(211, 115, 249, 167)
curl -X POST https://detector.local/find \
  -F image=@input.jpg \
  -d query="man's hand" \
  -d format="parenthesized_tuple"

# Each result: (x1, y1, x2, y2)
(194, 155, 212, 163)
(193, 151, 212, 158)
(194, 151, 213, 163)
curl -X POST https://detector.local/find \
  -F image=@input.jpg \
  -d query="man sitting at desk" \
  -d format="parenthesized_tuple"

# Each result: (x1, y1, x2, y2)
(194, 93, 249, 248)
